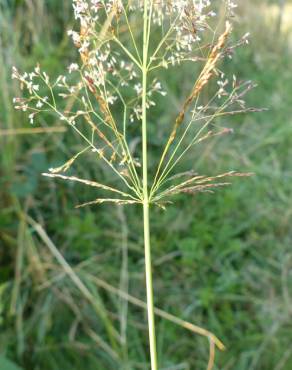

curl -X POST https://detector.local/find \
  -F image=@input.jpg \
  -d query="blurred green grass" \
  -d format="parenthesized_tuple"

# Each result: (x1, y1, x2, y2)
(0, 1, 292, 369)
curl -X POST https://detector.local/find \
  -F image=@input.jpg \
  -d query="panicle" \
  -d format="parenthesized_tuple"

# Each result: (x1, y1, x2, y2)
(12, 0, 255, 208)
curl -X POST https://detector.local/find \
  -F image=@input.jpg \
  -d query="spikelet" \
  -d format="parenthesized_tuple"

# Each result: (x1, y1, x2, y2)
(42, 173, 134, 199)
(154, 171, 254, 200)
(76, 198, 139, 208)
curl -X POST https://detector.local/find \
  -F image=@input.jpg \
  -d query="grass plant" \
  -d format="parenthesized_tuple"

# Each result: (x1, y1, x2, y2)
(10, 1, 261, 368)
(1, 0, 291, 369)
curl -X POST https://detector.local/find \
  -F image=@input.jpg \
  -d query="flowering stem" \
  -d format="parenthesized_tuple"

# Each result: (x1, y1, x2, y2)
(142, 1, 158, 369)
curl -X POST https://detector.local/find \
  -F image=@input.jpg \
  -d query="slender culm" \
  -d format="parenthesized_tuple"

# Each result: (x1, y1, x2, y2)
(142, 2, 158, 368)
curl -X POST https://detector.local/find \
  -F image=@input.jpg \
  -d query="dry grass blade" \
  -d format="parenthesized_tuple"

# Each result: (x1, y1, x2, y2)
(85, 275, 225, 351)
(25, 216, 120, 352)
(207, 339, 215, 370)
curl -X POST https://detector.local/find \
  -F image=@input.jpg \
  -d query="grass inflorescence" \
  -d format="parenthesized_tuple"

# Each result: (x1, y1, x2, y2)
(10, 1, 261, 368)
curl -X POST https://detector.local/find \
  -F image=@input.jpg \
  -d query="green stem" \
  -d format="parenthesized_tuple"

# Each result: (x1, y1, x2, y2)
(142, 1, 158, 369)
(143, 199, 158, 370)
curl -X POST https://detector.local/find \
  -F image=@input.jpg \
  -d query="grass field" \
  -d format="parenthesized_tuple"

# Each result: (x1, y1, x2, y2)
(0, 1, 292, 369)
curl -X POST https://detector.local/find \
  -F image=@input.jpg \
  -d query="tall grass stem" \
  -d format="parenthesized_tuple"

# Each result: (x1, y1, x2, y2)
(142, 1, 158, 368)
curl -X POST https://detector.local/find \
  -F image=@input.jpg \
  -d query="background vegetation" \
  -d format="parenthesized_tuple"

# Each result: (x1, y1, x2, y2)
(0, 0, 291, 369)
